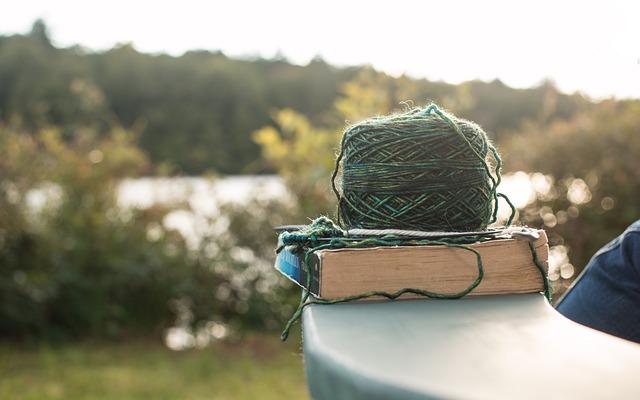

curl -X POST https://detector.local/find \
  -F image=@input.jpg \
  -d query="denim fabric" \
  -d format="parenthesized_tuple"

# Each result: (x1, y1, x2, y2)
(557, 220, 640, 343)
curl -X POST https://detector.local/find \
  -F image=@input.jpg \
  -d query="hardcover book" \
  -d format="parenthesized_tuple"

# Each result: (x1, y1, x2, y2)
(275, 231, 549, 300)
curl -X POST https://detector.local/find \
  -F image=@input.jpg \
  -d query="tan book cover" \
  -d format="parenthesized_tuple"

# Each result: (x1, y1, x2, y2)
(275, 231, 548, 300)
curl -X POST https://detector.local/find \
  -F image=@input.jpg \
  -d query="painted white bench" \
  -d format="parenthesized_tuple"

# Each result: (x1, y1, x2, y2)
(302, 294, 640, 399)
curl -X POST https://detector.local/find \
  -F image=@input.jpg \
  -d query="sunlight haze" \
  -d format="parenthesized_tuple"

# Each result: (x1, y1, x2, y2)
(2, 0, 639, 99)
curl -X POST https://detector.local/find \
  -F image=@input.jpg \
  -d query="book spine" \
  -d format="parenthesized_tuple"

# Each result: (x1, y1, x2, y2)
(274, 246, 321, 296)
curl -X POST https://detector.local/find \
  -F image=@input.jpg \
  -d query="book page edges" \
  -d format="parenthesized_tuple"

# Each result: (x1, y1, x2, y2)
(317, 230, 549, 300)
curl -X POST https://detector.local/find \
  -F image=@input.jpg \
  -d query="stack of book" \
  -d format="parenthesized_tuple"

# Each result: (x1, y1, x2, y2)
(275, 231, 549, 300)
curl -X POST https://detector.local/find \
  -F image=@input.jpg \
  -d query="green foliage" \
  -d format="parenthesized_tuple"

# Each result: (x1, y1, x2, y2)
(503, 100, 640, 277)
(0, 127, 284, 339)
(0, 23, 356, 174)
(1, 21, 591, 174)
(254, 109, 339, 218)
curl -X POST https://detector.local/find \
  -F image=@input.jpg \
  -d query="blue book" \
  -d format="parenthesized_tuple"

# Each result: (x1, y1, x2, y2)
(275, 244, 321, 296)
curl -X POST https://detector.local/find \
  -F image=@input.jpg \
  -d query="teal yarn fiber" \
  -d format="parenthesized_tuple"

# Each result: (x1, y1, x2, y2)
(331, 104, 514, 231)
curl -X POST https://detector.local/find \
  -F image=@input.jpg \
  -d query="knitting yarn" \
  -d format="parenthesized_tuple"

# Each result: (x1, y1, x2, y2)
(278, 106, 526, 341)
(332, 104, 506, 232)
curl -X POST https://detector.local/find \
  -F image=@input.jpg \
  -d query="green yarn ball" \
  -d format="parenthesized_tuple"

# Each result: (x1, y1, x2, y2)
(332, 104, 503, 232)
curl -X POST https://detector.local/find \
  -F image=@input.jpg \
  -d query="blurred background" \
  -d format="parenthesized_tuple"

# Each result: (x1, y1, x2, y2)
(1, 1, 639, 398)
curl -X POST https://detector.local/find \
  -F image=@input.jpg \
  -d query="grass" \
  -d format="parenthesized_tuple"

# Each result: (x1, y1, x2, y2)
(0, 333, 308, 400)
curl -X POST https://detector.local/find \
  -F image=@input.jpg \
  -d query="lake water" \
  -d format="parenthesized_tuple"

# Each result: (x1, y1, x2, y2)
(117, 175, 291, 248)
(116, 172, 549, 234)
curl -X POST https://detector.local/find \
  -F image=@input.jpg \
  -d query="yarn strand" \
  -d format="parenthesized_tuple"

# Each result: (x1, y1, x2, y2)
(278, 218, 488, 341)
(278, 217, 550, 341)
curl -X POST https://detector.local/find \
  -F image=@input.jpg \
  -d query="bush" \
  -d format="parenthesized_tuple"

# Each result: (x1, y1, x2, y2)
(502, 100, 640, 293)
(0, 127, 286, 340)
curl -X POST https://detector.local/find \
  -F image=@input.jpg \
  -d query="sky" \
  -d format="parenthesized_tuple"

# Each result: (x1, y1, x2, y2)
(2, 0, 639, 99)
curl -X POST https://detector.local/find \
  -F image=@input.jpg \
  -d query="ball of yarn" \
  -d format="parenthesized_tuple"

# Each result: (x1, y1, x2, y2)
(332, 104, 502, 232)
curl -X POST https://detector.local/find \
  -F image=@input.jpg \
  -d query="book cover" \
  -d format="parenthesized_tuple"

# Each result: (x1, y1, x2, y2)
(274, 231, 548, 300)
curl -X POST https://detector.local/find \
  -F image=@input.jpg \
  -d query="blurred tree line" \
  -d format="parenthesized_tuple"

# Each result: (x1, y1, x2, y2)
(0, 21, 356, 174)
(2, 20, 590, 174)
(0, 126, 294, 339)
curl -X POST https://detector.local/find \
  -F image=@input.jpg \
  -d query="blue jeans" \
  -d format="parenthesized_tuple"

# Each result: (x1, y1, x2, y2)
(557, 220, 640, 343)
